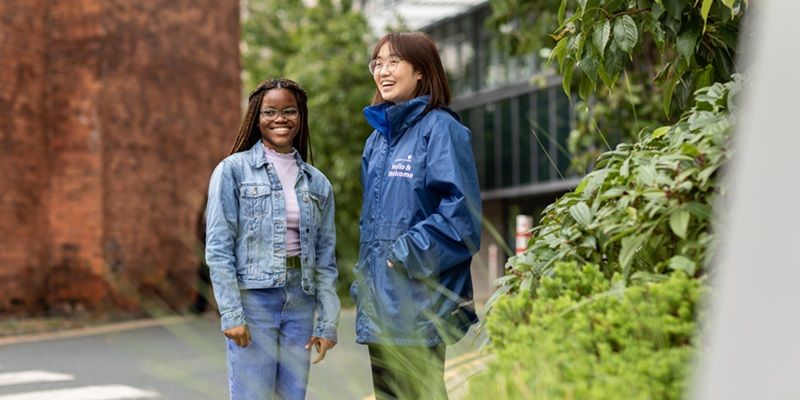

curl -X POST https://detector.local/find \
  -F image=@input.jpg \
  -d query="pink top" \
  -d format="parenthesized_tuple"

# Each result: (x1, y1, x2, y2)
(264, 144, 301, 256)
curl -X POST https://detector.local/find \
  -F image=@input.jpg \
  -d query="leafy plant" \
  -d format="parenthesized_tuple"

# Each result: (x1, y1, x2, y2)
(548, 0, 745, 114)
(489, 0, 747, 173)
(489, 75, 740, 306)
(469, 262, 706, 399)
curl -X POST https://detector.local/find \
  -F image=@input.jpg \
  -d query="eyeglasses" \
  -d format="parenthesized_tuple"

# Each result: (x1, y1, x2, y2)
(368, 57, 402, 75)
(260, 107, 299, 121)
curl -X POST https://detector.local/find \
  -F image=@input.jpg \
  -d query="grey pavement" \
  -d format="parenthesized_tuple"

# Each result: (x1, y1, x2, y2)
(0, 309, 486, 399)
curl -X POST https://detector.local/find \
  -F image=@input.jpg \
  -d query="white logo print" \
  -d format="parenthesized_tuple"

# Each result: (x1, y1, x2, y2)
(389, 154, 414, 179)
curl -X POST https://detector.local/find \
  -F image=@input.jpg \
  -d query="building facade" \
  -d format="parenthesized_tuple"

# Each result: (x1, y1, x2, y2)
(0, 0, 240, 314)
(357, 0, 581, 302)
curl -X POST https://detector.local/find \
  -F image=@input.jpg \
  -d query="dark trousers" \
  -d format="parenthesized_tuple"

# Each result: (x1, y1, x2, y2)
(368, 343, 448, 400)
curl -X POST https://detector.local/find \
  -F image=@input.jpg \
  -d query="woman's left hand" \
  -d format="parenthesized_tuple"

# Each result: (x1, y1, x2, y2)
(305, 336, 337, 364)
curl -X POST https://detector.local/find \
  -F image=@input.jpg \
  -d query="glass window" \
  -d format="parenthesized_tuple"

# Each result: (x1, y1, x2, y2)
(500, 98, 513, 187)
(555, 88, 571, 177)
(483, 103, 497, 190)
(518, 93, 532, 185)
(535, 89, 551, 182)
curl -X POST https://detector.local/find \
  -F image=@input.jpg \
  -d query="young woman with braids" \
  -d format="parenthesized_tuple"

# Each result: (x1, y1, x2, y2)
(205, 78, 339, 400)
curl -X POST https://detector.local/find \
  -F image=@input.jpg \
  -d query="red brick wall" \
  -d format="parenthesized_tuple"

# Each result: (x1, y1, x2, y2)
(0, 0, 239, 314)
(98, 0, 239, 311)
(0, 0, 49, 311)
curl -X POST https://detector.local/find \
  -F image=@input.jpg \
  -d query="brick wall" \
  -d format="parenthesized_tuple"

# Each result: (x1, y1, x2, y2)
(0, 0, 239, 314)
(0, 0, 49, 311)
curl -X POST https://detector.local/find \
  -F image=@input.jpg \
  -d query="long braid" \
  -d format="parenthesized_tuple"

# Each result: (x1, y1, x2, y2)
(228, 78, 313, 164)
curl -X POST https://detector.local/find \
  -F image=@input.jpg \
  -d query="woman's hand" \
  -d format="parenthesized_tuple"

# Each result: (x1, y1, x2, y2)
(223, 325, 251, 348)
(305, 336, 336, 364)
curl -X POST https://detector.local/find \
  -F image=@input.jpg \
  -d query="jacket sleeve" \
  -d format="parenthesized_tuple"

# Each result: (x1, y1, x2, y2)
(313, 186, 340, 342)
(388, 118, 482, 278)
(205, 160, 246, 331)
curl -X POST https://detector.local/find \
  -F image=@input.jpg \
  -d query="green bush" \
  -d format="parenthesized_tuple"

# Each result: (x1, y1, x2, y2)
(472, 77, 741, 399)
(469, 262, 705, 400)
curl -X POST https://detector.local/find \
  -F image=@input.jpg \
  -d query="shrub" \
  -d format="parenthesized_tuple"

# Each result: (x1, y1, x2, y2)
(472, 77, 742, 399)
(469, 262, 705, 399)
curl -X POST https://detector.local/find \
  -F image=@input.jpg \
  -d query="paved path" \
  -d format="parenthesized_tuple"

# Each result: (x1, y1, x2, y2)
(0, 310, 487, 399)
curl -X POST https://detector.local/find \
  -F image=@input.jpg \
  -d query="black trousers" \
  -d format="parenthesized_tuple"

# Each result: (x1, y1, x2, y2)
(367, 343, 448, 400)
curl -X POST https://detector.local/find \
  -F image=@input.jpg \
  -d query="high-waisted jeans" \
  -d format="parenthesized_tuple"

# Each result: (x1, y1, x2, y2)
(227, 268, 315, 400)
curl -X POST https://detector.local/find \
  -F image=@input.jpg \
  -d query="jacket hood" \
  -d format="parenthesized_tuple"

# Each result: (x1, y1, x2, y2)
(363, 96, 461, 143)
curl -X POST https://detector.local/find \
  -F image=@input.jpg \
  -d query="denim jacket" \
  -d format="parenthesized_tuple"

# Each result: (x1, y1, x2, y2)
(205, 141, 340, 342)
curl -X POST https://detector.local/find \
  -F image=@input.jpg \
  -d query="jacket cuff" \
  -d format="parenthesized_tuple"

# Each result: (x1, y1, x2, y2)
(314, 325, 338, 343)
(220, 310, 246, 331)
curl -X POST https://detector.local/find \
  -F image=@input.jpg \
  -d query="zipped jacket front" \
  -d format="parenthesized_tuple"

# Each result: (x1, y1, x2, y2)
(353, 96, 482, 346)
(205, 141, 339, 342)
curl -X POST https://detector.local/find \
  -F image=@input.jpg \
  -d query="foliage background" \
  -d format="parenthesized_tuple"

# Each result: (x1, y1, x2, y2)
(469, 0, 747, 397)
(488, 0, 743, 173)
(241, 0, 376, 301)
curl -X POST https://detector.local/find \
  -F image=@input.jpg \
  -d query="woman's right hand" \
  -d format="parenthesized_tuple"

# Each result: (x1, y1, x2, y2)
(223, 325, 251, 348)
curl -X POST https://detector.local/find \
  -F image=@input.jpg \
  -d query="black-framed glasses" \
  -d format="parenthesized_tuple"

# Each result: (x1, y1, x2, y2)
(260, 107, 299, 121)
(368, 57, 402, 75)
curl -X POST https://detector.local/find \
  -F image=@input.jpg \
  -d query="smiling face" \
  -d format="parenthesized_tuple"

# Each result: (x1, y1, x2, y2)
(372, 43, 421, 104)
(258, 88, 300, 153)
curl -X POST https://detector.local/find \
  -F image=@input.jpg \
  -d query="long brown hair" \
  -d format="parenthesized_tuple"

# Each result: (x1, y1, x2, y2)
(370, 31, 451, 110)
(229, 78, 312, 163)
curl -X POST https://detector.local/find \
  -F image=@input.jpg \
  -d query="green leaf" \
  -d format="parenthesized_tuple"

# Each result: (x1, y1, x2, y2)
(668, 255, 696, 275)
(637, 164, 658, 186)
(551, 36, 570, 70)
(652, 126, 671, 138)
(562, 62, 575, 97)
(664, 0, 688, 20)
(619, 234, 647, 273)
(612, 15, 638, 53)
(686, 202, 713, 221)
(579, 53, 599, 81)
(569, 202, 593, 227)
(669, 210, 690, 239)
(700, 0, 713, 32)
(676, 27, 699, 63)
(663, 70, 682, 115)
(620, 157, 631, 177)
(721, 0, 736, 11)
(592, 19, 611, 57)
(681, 143, 700, 157)
(574, 177, 589, 194)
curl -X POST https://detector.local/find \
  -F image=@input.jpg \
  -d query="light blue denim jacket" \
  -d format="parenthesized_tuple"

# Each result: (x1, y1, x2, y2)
(205, 141, 340, 342)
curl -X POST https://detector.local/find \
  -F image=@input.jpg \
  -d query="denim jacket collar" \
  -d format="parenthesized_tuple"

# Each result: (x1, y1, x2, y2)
(248, 140, 310, 178)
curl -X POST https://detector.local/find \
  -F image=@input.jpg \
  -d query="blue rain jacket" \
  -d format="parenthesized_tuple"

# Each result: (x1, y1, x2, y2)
(352, 95, 482, 346)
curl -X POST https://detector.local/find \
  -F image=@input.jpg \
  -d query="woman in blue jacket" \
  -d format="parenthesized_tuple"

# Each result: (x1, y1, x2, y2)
(354, 32, 482, 399)
(206, 78, 339, 400)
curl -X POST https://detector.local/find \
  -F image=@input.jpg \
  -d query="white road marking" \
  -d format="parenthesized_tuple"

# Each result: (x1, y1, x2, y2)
(0, 385, 159, 400)
(0, 371, 74, 386)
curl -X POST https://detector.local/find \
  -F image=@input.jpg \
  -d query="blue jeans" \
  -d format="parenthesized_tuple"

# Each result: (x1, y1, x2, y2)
(227, 268, 314, 400)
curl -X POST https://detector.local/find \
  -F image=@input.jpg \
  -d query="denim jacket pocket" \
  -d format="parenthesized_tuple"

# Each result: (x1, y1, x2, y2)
(239, 184, 271, 218)
(307, 191, 326, 224)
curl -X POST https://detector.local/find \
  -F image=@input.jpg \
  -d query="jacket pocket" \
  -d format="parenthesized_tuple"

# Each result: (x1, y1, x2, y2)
(239, 184, 271, 218)
(307, 191, 326, 224)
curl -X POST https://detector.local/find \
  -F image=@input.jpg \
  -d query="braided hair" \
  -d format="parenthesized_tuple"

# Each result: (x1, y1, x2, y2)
(229, 78, 313, 163)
